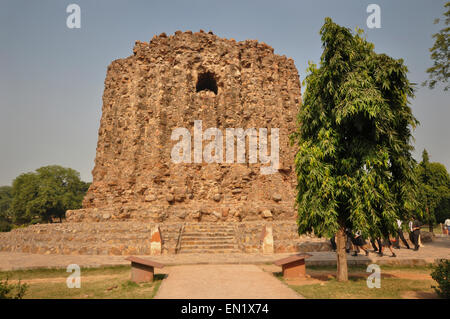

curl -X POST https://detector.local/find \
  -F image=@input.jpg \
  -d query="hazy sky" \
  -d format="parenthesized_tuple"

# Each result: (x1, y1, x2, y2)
(0, 0, 448, 185)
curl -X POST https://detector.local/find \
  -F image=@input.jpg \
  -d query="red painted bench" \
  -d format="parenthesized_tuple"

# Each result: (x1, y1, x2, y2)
(125, 256, 165, 283)
(274, 253, 312, 279)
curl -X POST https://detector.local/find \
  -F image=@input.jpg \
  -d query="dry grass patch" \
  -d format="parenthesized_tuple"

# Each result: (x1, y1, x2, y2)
(269, 264, 439, 299)
(0, 265, 164, 299)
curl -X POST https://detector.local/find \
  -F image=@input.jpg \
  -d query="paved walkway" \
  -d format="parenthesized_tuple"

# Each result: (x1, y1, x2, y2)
(0, 237, 448, 271)
(155, 264, 303, 299)
(0, 238, 448, 300)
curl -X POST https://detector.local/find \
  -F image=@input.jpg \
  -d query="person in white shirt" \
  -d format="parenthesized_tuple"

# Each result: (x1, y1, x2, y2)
(445, 218, 450, 235)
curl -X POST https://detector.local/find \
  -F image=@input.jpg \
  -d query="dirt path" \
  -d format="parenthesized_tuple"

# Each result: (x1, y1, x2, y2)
(155, 264, 303, 299)
(0, 237, 448, 271)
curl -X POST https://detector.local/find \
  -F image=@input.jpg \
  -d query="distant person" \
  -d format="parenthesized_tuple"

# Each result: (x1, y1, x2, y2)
(394, 219, 410, 249)
(408, 219, 414, 243)
(378, 235, 397, 257)
(370, 237, 382, 254)
(330, 234, 337, 251)
(345, 228, 353, 253)
(411, 219, 421, 251)
(350, 230, 370, 257)
(378, 222, 396, 257)
(445, 218, 450, 236)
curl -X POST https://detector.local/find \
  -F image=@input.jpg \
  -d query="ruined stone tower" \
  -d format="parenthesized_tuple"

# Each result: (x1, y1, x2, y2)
(67, 30, 302, 224)
(1, 32, 333, 255)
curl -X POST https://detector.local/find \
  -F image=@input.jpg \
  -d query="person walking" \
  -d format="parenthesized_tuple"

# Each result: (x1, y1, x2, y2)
(330, 234, 337, 251)
(377, 221, 396, 257)
(345, 228, 353, 254)
(381, 236, 396, 257)
(412, 219, 421, 251)
(370, 237, 382, 254)
(408, 219, 414, 243)
(394, 219, 410, 249)
(350, 230, 370, 257)
(445, 218, 450, 236)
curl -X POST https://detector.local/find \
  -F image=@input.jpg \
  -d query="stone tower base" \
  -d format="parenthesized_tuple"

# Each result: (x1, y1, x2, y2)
(0, 221, 330, 256)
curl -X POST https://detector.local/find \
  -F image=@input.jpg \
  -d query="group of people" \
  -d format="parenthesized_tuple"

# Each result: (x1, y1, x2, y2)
(330, 219, 422, 258)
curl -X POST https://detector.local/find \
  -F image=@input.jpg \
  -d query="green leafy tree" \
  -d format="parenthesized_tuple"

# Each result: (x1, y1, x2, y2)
(10, 165, 89, 225)
(416, 149, 450, 231)
(0, 186, 13, 232)
(9, 173, 39, 225)
(435, 196, 450, 224)
(423, 2, 449, 91)
(292, 18, 418, 282)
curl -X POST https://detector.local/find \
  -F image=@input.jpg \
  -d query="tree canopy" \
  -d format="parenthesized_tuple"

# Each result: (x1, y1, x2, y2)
(423, 1, 450, 91)
(9, 165, 90, 225)
(0, 186, 13, 232)
(416, 149, 450, 226)
(292, 18, 418, 281)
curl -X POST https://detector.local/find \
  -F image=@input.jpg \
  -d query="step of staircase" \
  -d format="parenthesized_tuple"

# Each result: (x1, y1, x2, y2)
(181, 238, 236, 245)
(181, 232, 235, 238)
(178, 223, 241, 254)
(178, 248, 241, 254)
(180, 243, 238, 249)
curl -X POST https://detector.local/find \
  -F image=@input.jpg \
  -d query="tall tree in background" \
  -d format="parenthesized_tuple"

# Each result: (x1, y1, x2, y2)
(423, 2, 449, 91)
(416, 149, 450, 231)
(10, 165, 89, 225)
(292, 18, 418, 282)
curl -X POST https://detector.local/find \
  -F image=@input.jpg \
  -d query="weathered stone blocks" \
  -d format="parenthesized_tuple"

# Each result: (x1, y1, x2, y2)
(67, 31, 301, 223)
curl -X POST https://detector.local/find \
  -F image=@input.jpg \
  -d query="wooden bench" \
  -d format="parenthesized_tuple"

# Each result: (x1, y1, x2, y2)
(274, 253, 312, 279)
(125, 256, 165, 283)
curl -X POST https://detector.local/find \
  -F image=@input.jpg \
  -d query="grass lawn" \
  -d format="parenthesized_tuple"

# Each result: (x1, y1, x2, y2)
(276, 265, 438, 299)
(0, 265, 163, 299)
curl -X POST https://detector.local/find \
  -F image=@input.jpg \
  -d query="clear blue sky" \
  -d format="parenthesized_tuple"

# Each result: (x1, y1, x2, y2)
(0, 0, 448, 184)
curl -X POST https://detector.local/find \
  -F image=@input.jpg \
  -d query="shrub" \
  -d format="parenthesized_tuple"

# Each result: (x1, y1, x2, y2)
(431, 259, 450, 298)
(0, 278, 28, 299)
(0, 220, 12, 232)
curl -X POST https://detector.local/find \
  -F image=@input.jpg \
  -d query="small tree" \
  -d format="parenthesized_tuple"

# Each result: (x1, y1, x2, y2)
(423, 2, 449, 91)
(292, 18, 418, 281)
(416, 149, 450, 231)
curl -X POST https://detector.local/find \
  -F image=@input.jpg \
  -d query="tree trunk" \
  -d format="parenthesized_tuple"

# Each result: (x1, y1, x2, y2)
(426, 206, 433, 233)
(336, 227, 348, 282)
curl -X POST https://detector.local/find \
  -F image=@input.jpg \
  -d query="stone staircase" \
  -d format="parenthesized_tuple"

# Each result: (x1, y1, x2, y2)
(177, 223, 240, 254)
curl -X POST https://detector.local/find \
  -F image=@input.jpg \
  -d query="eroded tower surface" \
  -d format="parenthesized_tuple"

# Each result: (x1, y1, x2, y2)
(67, 30, 302, 224)
(0, 32, 333, 256)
